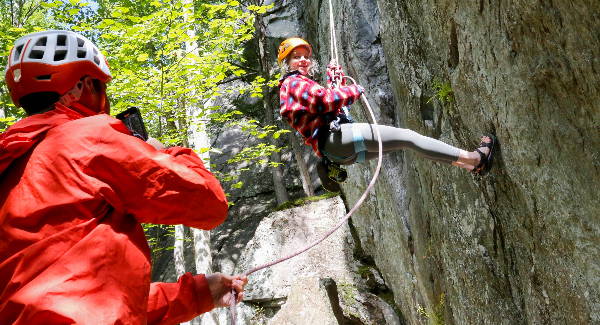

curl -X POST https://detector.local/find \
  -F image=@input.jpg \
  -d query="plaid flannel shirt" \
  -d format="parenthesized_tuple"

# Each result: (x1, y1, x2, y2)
(278, 65, 363, 156)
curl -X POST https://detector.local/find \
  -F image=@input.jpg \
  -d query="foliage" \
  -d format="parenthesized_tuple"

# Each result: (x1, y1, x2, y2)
(0, 0, 63, 131)
(250, 305, 267, 325)
(0, 0, 287, 173)
(417, 293, 445, 325)
(337, 278, 361, 319)
(0, 0, 293, 254)
(427, 78, 454, 104)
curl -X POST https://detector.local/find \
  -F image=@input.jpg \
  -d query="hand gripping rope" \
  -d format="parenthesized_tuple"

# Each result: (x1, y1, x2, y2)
(229, 0, 382, 323)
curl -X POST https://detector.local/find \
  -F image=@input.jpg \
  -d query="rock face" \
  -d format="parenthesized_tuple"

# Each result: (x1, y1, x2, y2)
(217, 196, 401, 324)
(269, 277, 345, 325)
(295, 0, 600, 324)
(205, 0, 599, 323)
(234, 197, 359, 301)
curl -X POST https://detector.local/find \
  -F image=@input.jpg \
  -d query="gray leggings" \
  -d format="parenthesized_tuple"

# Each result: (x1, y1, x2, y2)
(322, 123, 461, 166)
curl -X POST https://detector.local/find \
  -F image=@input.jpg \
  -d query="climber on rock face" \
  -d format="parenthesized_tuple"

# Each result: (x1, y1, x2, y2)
(0, 30, 247, 325)
(277, 38, 497, 190)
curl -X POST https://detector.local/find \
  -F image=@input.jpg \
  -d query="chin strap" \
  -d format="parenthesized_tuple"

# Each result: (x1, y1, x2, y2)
(59, 80, 84, 108)
(58, 80, 107, 116)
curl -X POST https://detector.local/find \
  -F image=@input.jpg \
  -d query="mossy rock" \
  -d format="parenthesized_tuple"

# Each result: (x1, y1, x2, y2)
(273, 192, 340, 212)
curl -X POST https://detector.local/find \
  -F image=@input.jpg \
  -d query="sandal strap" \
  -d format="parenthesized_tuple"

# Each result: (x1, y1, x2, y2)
(474, 148, 487, 169)
(478, 141, 493, 149)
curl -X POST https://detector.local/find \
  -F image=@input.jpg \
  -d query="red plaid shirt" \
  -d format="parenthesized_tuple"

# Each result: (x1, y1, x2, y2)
(278, 66, 362, 156)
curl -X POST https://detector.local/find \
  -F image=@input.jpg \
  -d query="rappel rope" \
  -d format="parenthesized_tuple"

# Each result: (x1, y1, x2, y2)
(328, 0, 340, 65)
(229, 2, 383, 323)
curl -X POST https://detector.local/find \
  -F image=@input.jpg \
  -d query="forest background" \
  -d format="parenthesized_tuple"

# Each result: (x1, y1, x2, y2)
(0, 0, 309, 298)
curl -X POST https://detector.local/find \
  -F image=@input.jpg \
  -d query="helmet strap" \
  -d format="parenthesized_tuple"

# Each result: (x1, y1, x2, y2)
(58, 80, 84, 107)
(100, 87, 107, 114)
(59, 80, 99, 117)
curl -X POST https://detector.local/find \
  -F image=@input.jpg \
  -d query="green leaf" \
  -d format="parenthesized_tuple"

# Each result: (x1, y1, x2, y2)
(137, 54, 149, 61)
(230, 1, 240, 5)
(40, 2, 58, 8)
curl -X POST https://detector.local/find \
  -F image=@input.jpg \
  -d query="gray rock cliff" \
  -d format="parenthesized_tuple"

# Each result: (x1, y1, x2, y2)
(300, 0, 600, 324)
(207, 0, 600, 324)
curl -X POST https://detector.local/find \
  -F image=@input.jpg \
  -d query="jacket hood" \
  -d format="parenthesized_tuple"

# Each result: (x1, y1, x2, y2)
(0, 103, 83, 175)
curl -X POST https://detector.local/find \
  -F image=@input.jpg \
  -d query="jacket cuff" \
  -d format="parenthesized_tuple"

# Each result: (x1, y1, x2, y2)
(194, 274, 215, 314)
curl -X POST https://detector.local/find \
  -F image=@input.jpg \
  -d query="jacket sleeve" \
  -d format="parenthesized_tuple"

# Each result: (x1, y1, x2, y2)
(81, 115, 228, 230)
(283, 76, 362, 116)
(147, 273, 214, 325)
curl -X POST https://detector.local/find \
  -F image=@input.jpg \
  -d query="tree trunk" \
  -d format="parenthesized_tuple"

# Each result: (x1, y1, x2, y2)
(183, 2, 217, 324)
(174, 224, 187, 276)
(256, 12, 289, 205)
(286, 125, 315, 196)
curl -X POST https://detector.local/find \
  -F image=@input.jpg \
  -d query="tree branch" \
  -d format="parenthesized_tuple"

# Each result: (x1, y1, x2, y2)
(20, 1, 41, 27)
(227, 61, 257, 72)
(216, 72, 258, 86)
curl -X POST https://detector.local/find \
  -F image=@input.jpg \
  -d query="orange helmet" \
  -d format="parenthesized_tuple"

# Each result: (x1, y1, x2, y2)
(4, 30, 112, 108)
(277, 38, 312, 67)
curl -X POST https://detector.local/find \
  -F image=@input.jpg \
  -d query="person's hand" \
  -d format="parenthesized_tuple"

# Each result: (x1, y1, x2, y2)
(329, 59, 337, 66)
(205, 273, 248, 308)
(146, 137, 165, 150)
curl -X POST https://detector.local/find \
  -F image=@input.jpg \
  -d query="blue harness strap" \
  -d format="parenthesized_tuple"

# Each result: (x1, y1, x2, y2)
(352, 124, 366, 163)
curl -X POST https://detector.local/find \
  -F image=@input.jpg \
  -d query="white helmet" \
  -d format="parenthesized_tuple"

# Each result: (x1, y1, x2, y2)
(5, 30, 112, 108)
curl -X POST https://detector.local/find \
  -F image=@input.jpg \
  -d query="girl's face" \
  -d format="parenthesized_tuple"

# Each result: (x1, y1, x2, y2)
(288, 47, 311, 76)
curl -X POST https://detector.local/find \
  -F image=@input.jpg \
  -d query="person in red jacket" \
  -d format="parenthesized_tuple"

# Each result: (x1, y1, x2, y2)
(0, 30, 246, 324)
(277, 38, 497, 190)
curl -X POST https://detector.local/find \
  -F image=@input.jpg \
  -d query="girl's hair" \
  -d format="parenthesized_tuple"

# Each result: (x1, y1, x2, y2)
(280, 57, 319, 78)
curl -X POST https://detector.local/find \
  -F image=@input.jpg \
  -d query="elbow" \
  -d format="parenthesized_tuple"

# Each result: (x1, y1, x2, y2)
(203, 185, 229, 230)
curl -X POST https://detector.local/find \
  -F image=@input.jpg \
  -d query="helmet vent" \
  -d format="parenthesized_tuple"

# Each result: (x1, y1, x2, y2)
(57, 35, 67, 46)
(13, 44, 24, 62)
(29, 49, 45, 60)
(35, 37, 47, 46)
(93, 56, 101, 65)
(54, 49, 68, 61)
(77, 37, 87, 59)
(36, 74, 52, 81)
(93, 48, 98, 55)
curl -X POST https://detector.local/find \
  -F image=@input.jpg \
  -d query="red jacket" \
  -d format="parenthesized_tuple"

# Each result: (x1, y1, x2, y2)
(0, 104, 228, 325)
(278, 67, 362, 156)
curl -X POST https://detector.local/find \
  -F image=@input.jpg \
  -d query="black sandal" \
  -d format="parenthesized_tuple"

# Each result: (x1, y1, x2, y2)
(317, 158, 342, 192)
(472, 134, 497, 176)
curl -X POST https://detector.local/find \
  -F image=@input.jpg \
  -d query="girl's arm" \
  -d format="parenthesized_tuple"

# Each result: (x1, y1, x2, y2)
(282, 75, 362, 115)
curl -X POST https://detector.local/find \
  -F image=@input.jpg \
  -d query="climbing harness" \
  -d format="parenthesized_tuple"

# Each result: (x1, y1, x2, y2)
(229, 0, 383, 322)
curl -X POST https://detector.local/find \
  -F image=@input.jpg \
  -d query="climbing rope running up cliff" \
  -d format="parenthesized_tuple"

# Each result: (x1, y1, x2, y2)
(229, 0, 383, 322)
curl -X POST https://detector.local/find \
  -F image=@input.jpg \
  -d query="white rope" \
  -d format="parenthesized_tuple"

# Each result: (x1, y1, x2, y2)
(328, 0, 339, 63)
